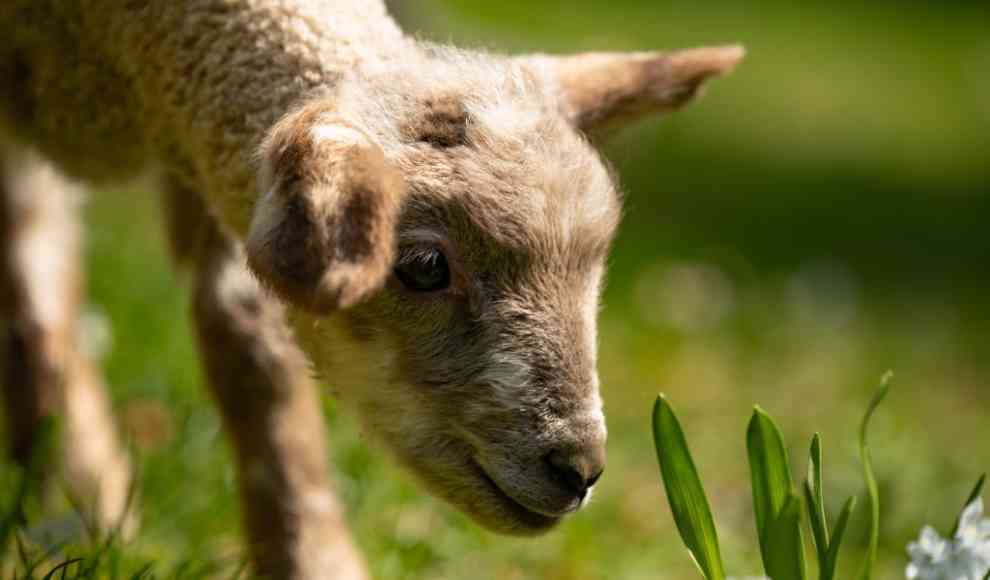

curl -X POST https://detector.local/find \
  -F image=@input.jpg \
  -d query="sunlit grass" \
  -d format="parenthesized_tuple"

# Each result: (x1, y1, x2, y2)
(0, 189, 986, 578)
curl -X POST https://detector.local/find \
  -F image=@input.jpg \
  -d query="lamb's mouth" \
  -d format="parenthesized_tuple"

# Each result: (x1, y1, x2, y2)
(469, 460, 560, 534)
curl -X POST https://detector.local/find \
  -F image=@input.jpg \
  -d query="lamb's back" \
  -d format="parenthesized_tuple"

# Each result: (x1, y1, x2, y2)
(0, 0, 408, 190)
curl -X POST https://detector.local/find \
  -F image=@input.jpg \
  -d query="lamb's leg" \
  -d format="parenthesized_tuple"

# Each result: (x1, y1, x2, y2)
(164, 182, 368, 580)
(0, 144, 132, 530)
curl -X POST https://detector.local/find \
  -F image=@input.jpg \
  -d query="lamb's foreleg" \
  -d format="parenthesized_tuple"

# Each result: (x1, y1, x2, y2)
(0, 143, 132, 531)
(165, 183, 368, 580)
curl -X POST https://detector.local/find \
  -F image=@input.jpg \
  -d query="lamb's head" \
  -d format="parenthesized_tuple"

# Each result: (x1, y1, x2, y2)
(246, 45, 743, 534)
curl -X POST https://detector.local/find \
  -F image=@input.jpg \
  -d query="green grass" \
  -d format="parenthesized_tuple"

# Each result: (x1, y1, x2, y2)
(3, 1, 990, 578)
(2, 185, 987, 580)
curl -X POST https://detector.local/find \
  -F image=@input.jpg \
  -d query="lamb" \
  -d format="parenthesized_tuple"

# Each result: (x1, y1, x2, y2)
(0, 1, 743, 577)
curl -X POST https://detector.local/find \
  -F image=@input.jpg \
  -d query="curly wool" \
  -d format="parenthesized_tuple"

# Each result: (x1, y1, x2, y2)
(1, 0, 411, 232)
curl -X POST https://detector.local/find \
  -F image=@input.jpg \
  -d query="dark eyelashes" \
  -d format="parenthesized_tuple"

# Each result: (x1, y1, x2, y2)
(397, 246, 443, 265)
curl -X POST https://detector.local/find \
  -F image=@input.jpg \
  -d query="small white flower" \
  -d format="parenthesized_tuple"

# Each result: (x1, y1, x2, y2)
(958, 499, 990, 558)
(906, 498, 990, 580)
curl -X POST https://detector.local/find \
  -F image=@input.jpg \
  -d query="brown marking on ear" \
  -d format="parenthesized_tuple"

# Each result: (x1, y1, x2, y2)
(266, 195, 325, 289)
(536, 45, 745, 135)
(246, 101, 405, 313)
(402, 95, 468, 148)
(335, 187, 375, 260)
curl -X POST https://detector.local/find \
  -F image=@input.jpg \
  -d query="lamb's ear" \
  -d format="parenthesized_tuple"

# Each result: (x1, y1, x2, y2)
(527, 45, 744, 136)
(246, 104, 405, 313)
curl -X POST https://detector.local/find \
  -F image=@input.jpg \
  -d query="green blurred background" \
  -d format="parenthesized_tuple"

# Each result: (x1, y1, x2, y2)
(4, 0, 990, 578)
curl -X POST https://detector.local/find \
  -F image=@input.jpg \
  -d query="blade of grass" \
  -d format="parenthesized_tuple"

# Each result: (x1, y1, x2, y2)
(110, 545, 122, 580)
(226, 560, 249, 580)
(747, 406, 795, 572)
(822, 496, 857, 580)
(128, 562, 155, 580)
(22, 539, 68, 578)
(41, 558, 84, 580)
(805, 434, 829, 570)
(950, 474, 985, 537)
(0, 469, 32, 562)
(1, 418, 58, 564)
(804, 482, 827, 576)
(857, 371, 892, 580)
(653, 395, 726, 580)
(15, 530, 32, 569)
(764, 492, 808, 580)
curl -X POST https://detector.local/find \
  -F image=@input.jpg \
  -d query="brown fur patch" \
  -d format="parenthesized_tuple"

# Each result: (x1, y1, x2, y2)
(269, 195, 327, 288)
(402, 95, 468, 148)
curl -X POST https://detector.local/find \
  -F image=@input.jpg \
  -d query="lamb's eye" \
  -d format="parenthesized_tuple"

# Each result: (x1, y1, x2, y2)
(394, 247, 450, 292)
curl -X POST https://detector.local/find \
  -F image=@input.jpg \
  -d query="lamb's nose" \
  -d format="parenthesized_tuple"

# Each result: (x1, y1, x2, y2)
(544, 446, 605, 498)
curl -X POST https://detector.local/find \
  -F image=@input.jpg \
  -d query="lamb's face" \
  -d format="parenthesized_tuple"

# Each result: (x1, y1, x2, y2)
(291, 100, 619, 533)
(251, 46, 740, 534)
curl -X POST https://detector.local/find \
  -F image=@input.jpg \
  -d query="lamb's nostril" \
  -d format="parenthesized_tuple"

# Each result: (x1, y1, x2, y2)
(549, 460, 586, 495)
(544, 450, 605, 498)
